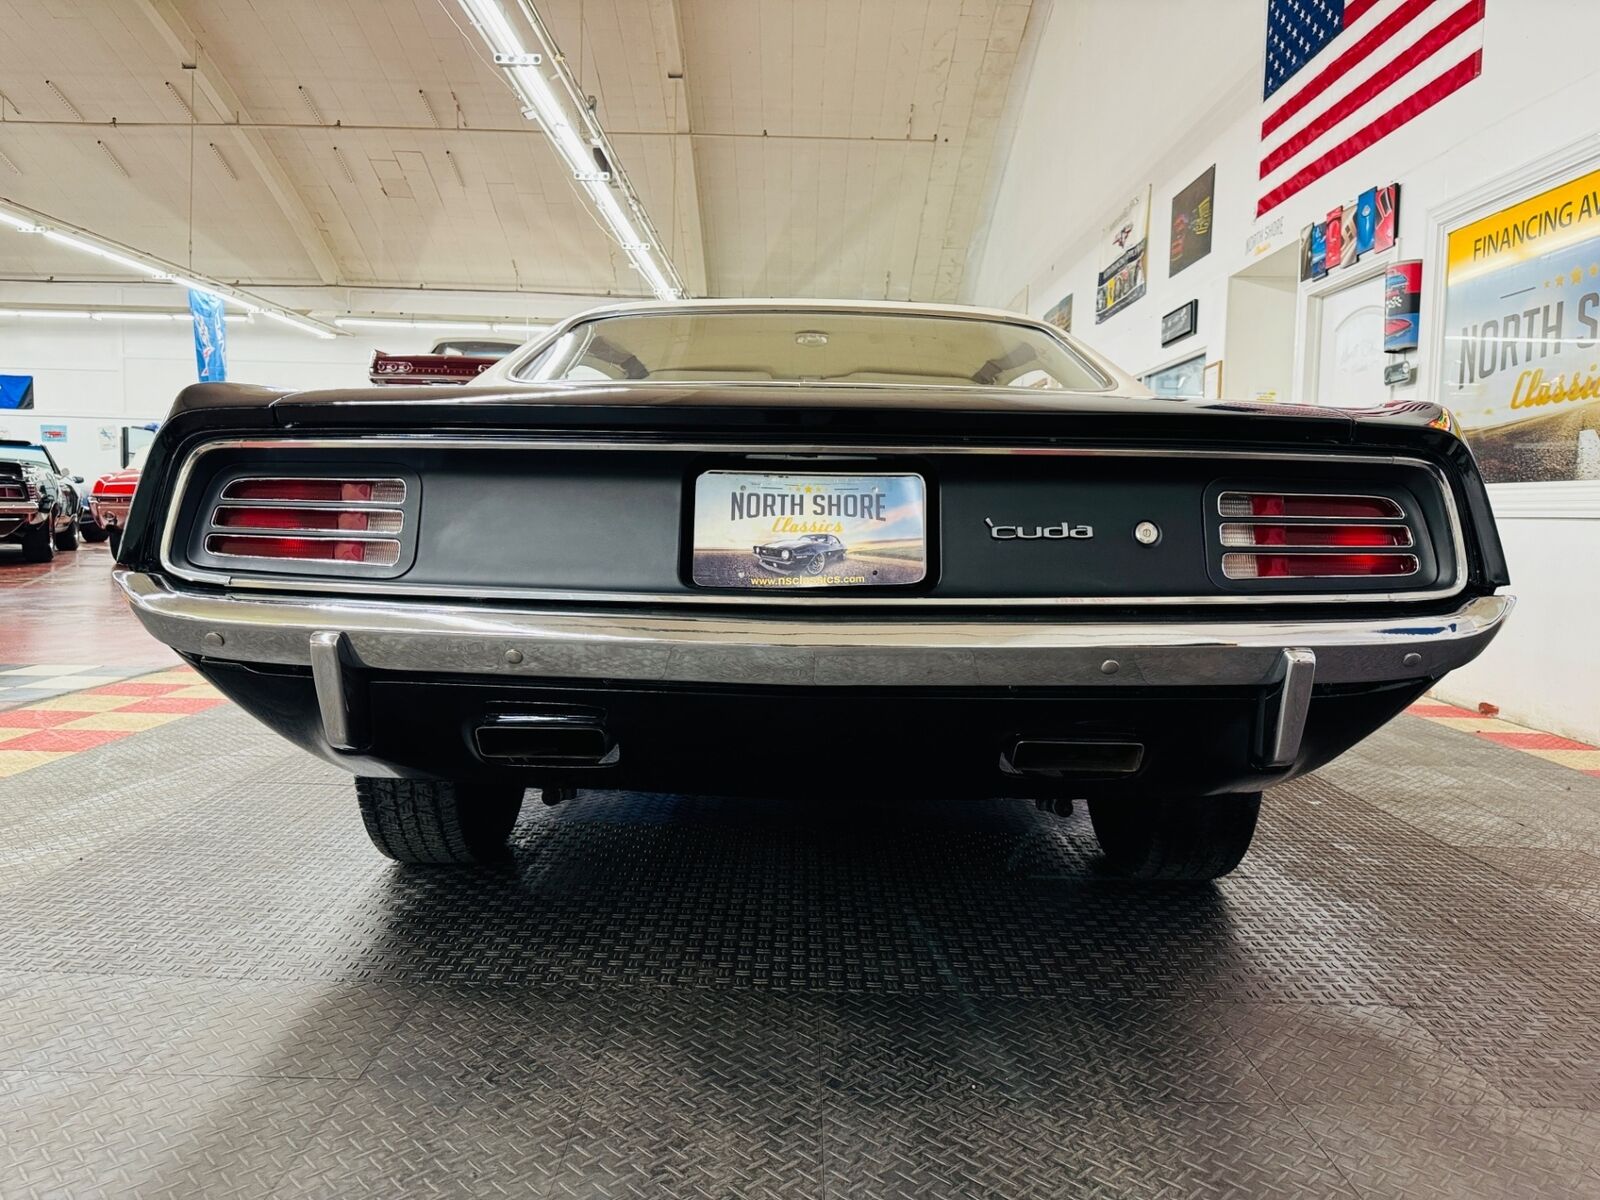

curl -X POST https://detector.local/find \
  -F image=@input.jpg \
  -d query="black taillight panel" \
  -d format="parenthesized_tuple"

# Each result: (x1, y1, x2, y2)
(162, 440, 1463, 601)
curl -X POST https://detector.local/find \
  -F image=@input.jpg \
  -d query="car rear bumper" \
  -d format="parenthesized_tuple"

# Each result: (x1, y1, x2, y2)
(115, 570, 1510, 689)
(90, 498, 132, 527)
(114, 570, 1510, 793)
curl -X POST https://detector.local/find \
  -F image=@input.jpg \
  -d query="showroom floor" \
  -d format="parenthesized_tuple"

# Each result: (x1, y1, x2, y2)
(1, 545, 1598, 1198)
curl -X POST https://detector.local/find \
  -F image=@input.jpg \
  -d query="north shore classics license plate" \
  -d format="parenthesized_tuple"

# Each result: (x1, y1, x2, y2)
(690, 470, 928, 589)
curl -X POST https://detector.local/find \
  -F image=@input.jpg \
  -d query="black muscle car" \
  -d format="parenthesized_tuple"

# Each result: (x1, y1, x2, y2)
(0, 440, 85, 561)
(113, 301, 1512, 880)
(755, 533, 846, 574)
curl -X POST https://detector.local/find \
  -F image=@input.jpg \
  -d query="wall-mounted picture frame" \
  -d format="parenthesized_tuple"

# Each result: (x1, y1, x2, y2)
(1160, 299, 1198, 346)
(1169, 165, 1215, 277)
(1042, 292, 1073, 333)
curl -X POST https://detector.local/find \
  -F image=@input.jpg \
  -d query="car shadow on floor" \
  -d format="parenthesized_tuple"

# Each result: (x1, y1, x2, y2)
(345, 788, 1248, 999)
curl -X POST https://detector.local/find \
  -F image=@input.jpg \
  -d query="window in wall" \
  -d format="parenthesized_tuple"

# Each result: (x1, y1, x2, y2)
(1141, 353, 1206, 399)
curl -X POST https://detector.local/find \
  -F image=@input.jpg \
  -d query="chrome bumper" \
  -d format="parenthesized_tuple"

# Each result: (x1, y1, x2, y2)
(114, 570, 1510, 691)
(90, 499, 131, 526)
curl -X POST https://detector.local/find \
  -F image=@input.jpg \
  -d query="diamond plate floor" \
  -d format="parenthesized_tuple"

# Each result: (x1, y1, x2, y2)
(2, 700, 1599, 1198)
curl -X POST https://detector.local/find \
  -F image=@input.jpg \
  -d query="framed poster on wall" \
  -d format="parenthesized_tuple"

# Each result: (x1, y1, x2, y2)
(1440, 165, 1600, 483)
(1042, 293, 1073, 333)
(1096, 187, 1150, 323)
(1169, 166, 1215, 276)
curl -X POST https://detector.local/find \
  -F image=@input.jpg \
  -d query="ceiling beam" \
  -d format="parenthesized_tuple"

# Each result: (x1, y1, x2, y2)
(647, 0, 708, 296)
(129, 0, 341, 285)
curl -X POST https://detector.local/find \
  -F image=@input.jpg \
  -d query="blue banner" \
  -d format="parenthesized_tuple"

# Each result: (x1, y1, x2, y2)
(187, 289, 228, 382)
(0, 374, 34, 409)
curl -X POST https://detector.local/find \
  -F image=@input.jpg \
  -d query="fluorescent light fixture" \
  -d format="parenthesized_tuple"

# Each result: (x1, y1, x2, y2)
(0, 198, 341, 337)
(453, 0, 684, 301)
(90, 311, 181, 321)
(257, 309, 337, 339)
(492, 322, 549, 336)
(0, 308, 92, 319)
(335, 317, 495, 332)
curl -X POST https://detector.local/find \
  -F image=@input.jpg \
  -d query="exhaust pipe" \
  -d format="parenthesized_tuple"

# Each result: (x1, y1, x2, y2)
(474, 711, 618, 767)
(1002, 739, 1144, 778)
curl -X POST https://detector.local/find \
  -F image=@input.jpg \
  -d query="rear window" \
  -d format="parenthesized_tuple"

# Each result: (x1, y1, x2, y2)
(514, 310, 1109, 391)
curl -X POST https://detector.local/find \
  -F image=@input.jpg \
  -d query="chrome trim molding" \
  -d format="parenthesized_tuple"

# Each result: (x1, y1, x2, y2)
(1261, 648, 1316, 768)
(308, 630, 364, 752)
(116, 570, 1512, 692)
(156, 437, 1473, 609)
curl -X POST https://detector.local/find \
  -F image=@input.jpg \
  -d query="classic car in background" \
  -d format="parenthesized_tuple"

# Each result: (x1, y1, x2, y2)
(754, 533, 848, 575)
(368, 336, 522, 386)
(87, 445, 146, 554)
(0, 439, 85, 562)
(115, 301, 1512, 880)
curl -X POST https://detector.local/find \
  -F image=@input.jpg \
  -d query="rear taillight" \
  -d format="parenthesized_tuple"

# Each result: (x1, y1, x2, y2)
(221, 478, 406, 503)
(1221, 552, 1419, 579)
(1218, 492, 1403, 519)
(212, 506, 403, 534)
(204, 534, 401, 565)
(204, 476, 406, 569)
(1215, 490, 1419, 583)
(1219, 524, 1413, 548)
(0, 481, 24, 501)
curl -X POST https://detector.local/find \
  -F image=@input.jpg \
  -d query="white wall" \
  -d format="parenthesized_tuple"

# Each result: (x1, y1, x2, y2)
(0, 281, 599, 481)
(971, 0, 1600, 743)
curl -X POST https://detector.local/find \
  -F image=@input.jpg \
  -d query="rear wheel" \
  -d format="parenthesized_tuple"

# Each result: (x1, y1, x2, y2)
(105, 527, 122, 555)
(355, 777, 526, 865)
(1088, 792, 1261, 881)
(53, 518, 79, 552)
(19, 521, 54, 563)
(81, 521, 109, 543)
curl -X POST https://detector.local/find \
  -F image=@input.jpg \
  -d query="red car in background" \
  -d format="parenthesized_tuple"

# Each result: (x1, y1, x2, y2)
(87, 445, 146, 554)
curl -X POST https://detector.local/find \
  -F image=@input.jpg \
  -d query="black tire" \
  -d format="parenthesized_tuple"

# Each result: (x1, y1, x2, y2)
(19, 521, 54, 563)
(355, 777, 526, 865)
(804, 553, 827, 576)
(1088, 792, 1261, 881)
(106, 527, 122, 556)
(81, 522, 110, 543)
(53, 518, 79, 552)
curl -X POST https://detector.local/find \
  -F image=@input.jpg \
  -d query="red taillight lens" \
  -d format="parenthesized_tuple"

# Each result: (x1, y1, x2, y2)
(212, 506, 401, 533)
(205, 534, 400, 566)
(221, 478, 406, 504)
(206, 477, 407, 570)
(1222, 552, 1418, 579)
(0, 483, 24, 501)
(1220, 492, 1403, 519)
(1220, 523, 1412, 548)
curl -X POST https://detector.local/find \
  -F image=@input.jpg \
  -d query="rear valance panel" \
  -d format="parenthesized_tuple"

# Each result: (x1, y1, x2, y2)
(164, 441, 1462, 603)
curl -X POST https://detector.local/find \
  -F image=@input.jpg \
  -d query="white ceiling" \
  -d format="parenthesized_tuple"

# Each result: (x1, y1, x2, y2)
(0, 0, 1033, 303)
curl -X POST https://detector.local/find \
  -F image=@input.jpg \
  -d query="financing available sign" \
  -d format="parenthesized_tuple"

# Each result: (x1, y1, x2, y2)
(1442, 166, 1600, 483)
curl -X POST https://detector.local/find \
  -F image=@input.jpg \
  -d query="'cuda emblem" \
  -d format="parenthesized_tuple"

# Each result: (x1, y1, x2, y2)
(985, 519, 1094, 540)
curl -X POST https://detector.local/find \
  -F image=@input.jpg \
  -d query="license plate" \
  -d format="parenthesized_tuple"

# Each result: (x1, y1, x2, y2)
(690, 470, 927, 589)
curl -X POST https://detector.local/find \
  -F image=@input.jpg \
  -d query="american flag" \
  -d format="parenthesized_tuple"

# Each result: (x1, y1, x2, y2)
(1258, 0, 1485, 216)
